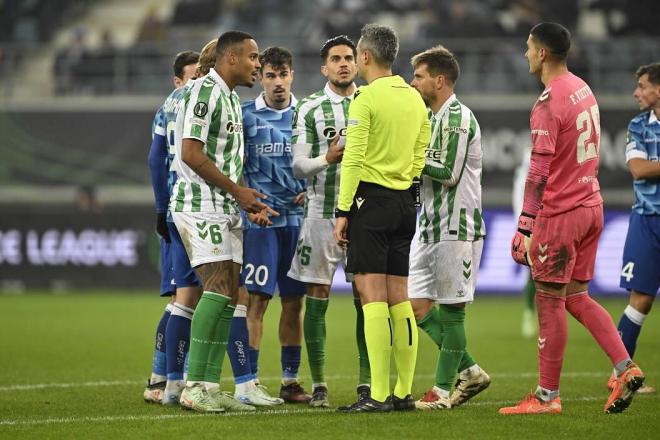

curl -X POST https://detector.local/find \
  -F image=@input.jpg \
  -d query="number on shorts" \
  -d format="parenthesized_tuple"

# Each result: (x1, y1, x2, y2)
(296, 239, 311, 266)
(209, 224, 222, 244)
(576, 104, 600, 164)
(244, 264, 268, 286)
(621, 261, 634, 283)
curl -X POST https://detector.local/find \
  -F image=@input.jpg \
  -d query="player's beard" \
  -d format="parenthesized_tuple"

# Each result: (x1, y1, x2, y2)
(329, 77, 354, 92)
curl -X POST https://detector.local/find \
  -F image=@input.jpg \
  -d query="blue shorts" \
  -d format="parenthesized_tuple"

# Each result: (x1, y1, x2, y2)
(240, 227, 305, 297)
(168, 221, 201, 290)
(620, 212, 660, 296)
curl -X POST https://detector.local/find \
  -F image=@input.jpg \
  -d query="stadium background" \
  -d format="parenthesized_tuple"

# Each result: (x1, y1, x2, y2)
(1, 0, 658, 294)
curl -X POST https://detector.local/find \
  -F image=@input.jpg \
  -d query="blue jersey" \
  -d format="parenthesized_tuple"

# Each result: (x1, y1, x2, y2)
(242, 93, 305, 228)
(626, 110, 660, 215)
(149, 81, 192, 221)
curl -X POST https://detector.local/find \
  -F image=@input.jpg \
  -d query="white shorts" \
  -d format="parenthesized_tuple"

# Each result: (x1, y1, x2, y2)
(172, 211, 243, 268)
(408, 239, 483, 304)
(288, 217, 346, 285)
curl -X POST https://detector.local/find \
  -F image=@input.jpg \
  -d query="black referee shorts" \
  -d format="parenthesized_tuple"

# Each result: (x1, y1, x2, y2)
(346, 182, 417, 276)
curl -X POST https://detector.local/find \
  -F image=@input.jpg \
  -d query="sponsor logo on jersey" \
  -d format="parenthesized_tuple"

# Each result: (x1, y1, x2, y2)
(226, 121, 244, 134)
(322, 126, 347, 139)
(444, 126, 468, 134)
(254, 142, 291, 155)
(189, 117, 208, 127)
(425, 149, 442, 160)
(347, 119, 359, 126)
(531, 129, 549, 136)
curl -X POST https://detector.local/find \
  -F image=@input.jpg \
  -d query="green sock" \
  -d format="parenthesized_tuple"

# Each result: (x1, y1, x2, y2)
(204, 303, 234, 384)
(354, 298, 371, 385)
(524, 274, 536, 312)
(390, 301, 419, 399)
(417, 306, 443, 347)
(186, 291, 231, 383)
(304, 296, 328, 384)
(362, 302, 392, 402)
(435, 305, 466, 391)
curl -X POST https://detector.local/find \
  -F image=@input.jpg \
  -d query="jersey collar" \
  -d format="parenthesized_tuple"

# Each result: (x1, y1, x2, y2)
(433, 93, 457, 120)
(324, 82, 355, 104)
(208, 68, 232, 95)
(255, 92, 298, 111)
(650, 110, 659, 124)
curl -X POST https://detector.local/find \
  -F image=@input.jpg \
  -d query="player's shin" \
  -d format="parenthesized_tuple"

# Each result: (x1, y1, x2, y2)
(164, 303, 193, 404)
(435, 305, 466, 394)
(228, 305, 256, 394)
(354, 297, 371, 386)
(390, 301, 418, 399)
(363, 302, 392, 402)
(186, 292, 230, 385)
(304, 296, 329, 388)
(536, 291, 567, 400)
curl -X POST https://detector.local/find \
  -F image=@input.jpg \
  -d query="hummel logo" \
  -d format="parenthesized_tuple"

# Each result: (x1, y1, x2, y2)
(538, 243, 548, 263)
(538, 87, 551, 102)
(538, 337, 546, 350)
(356, 197, 365, 209)
(538, 244, 548, 253)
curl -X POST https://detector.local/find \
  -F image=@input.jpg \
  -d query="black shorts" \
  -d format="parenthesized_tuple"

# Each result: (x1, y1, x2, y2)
(346, 182, 417, 276)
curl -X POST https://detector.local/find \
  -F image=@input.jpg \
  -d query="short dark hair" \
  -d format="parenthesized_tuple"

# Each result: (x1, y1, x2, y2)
(320, 35, 357, 61)
(216, 30, 254, 57)
(411, 45, 460, 84)
(530, 22, 571, 61)
(636, 62, 660, 86)
(173, 51, 200, 79)
(359, 23, 398, 67)
(259, 46, 293, 72)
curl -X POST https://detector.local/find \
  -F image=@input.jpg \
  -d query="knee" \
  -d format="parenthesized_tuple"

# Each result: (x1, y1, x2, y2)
(630, 291, 654, 315)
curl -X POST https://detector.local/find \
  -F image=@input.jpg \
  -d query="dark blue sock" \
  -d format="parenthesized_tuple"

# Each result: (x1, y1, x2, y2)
(249, 347, 260, 377)
(165, 303, 193, 381)
(618, 309, 643, 358)
(281, 345, 302, 381)
(151, 304, 172, 379)
(228, 305, 254, 385)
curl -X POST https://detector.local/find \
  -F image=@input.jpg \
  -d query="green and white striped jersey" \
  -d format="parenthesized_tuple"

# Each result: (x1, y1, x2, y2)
(292, 83, 351, 219)
(418, 95, 485, 243)
(170, 68, 244, 214)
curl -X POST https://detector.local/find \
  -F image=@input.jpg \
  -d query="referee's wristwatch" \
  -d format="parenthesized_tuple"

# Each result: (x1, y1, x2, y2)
(334, 208, 350, 218)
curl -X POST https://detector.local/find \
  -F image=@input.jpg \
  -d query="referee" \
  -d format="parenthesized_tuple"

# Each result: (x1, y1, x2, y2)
(333, 23, 431, 413)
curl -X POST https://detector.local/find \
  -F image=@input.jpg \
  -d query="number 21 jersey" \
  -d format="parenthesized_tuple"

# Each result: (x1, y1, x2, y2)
(530, 71, 603, 216)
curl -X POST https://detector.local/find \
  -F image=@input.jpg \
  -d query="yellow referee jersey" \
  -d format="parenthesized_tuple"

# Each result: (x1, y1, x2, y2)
(338, 75, 430, 211)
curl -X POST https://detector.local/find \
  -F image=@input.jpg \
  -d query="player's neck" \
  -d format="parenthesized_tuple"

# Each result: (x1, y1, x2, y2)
(264, 94, 291, 110)
(363, 67, 393, 84)
(540, 63, 568, 87)
(430, 89, 455, 114)
(328, 82, 355, 97)
(214, 66, 236, 90)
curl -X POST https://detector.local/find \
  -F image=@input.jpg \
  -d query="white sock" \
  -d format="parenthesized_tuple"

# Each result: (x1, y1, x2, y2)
(624, 305, 647, 325)
(165, 380, 185, 394)
(312, 382, 327, 390)
(235, 379, 256, 395)
(204, 382, 220, 391)
(150, 374, 167, 385)
(432, 386, 450, 398)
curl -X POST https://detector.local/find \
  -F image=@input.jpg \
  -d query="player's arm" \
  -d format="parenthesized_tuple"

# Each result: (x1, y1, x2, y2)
(337, 91, 370, 212)
(181, 93, 273, 214)
(147, 109, 170, 241)
(422, 113, 470, 187)
(412, 112, 431, 179)
(291, 108, 340, 179)
(625, 122, 660, 179)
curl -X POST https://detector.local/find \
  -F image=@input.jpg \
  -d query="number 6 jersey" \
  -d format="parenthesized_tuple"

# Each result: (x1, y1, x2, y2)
(529, 72, 603, 216)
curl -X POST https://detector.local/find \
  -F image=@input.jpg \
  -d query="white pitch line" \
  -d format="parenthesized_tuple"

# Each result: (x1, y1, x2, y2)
(1, 395, 657, 427)
(2, 371, 656, 392)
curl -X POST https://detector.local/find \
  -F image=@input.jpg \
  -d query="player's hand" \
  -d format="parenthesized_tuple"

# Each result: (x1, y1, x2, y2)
(333, 217, 349, 249)
(247, 208, 275, 227)
(511, 212, 535, 266)
(325, 135, 344, 164)
(156, 212, 170, 243)
(234, 186, 279, 216)
(293, 192, 305, 206)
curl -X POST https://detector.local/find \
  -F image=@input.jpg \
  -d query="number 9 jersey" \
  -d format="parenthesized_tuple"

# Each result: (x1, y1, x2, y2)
(530, 72, 603, 216)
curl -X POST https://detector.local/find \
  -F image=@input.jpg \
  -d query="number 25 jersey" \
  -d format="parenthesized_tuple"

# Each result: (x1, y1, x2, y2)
(530, 71, 603, 216)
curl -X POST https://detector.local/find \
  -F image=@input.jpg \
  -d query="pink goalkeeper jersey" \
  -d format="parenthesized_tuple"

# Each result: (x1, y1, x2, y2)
(530, 71, 603, 216)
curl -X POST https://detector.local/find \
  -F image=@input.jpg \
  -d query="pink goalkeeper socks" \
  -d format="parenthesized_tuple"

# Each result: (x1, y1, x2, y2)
(566, 292, 630, 366)
(536, 291, 567, 391)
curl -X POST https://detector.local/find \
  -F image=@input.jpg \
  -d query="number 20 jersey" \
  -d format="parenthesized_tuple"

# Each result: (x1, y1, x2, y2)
(530, 71, 603, 216)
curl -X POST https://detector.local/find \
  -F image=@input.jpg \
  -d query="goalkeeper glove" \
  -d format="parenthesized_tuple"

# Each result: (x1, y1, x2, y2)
(511, 212, 534, 266)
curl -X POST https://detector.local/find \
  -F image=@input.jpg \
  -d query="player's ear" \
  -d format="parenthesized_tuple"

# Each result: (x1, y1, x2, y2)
(173, 76, 181, 88)
(321, 65, 328, 78)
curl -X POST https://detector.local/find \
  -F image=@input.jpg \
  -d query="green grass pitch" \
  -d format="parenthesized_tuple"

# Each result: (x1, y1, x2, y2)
(0, 292, 658, 439)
